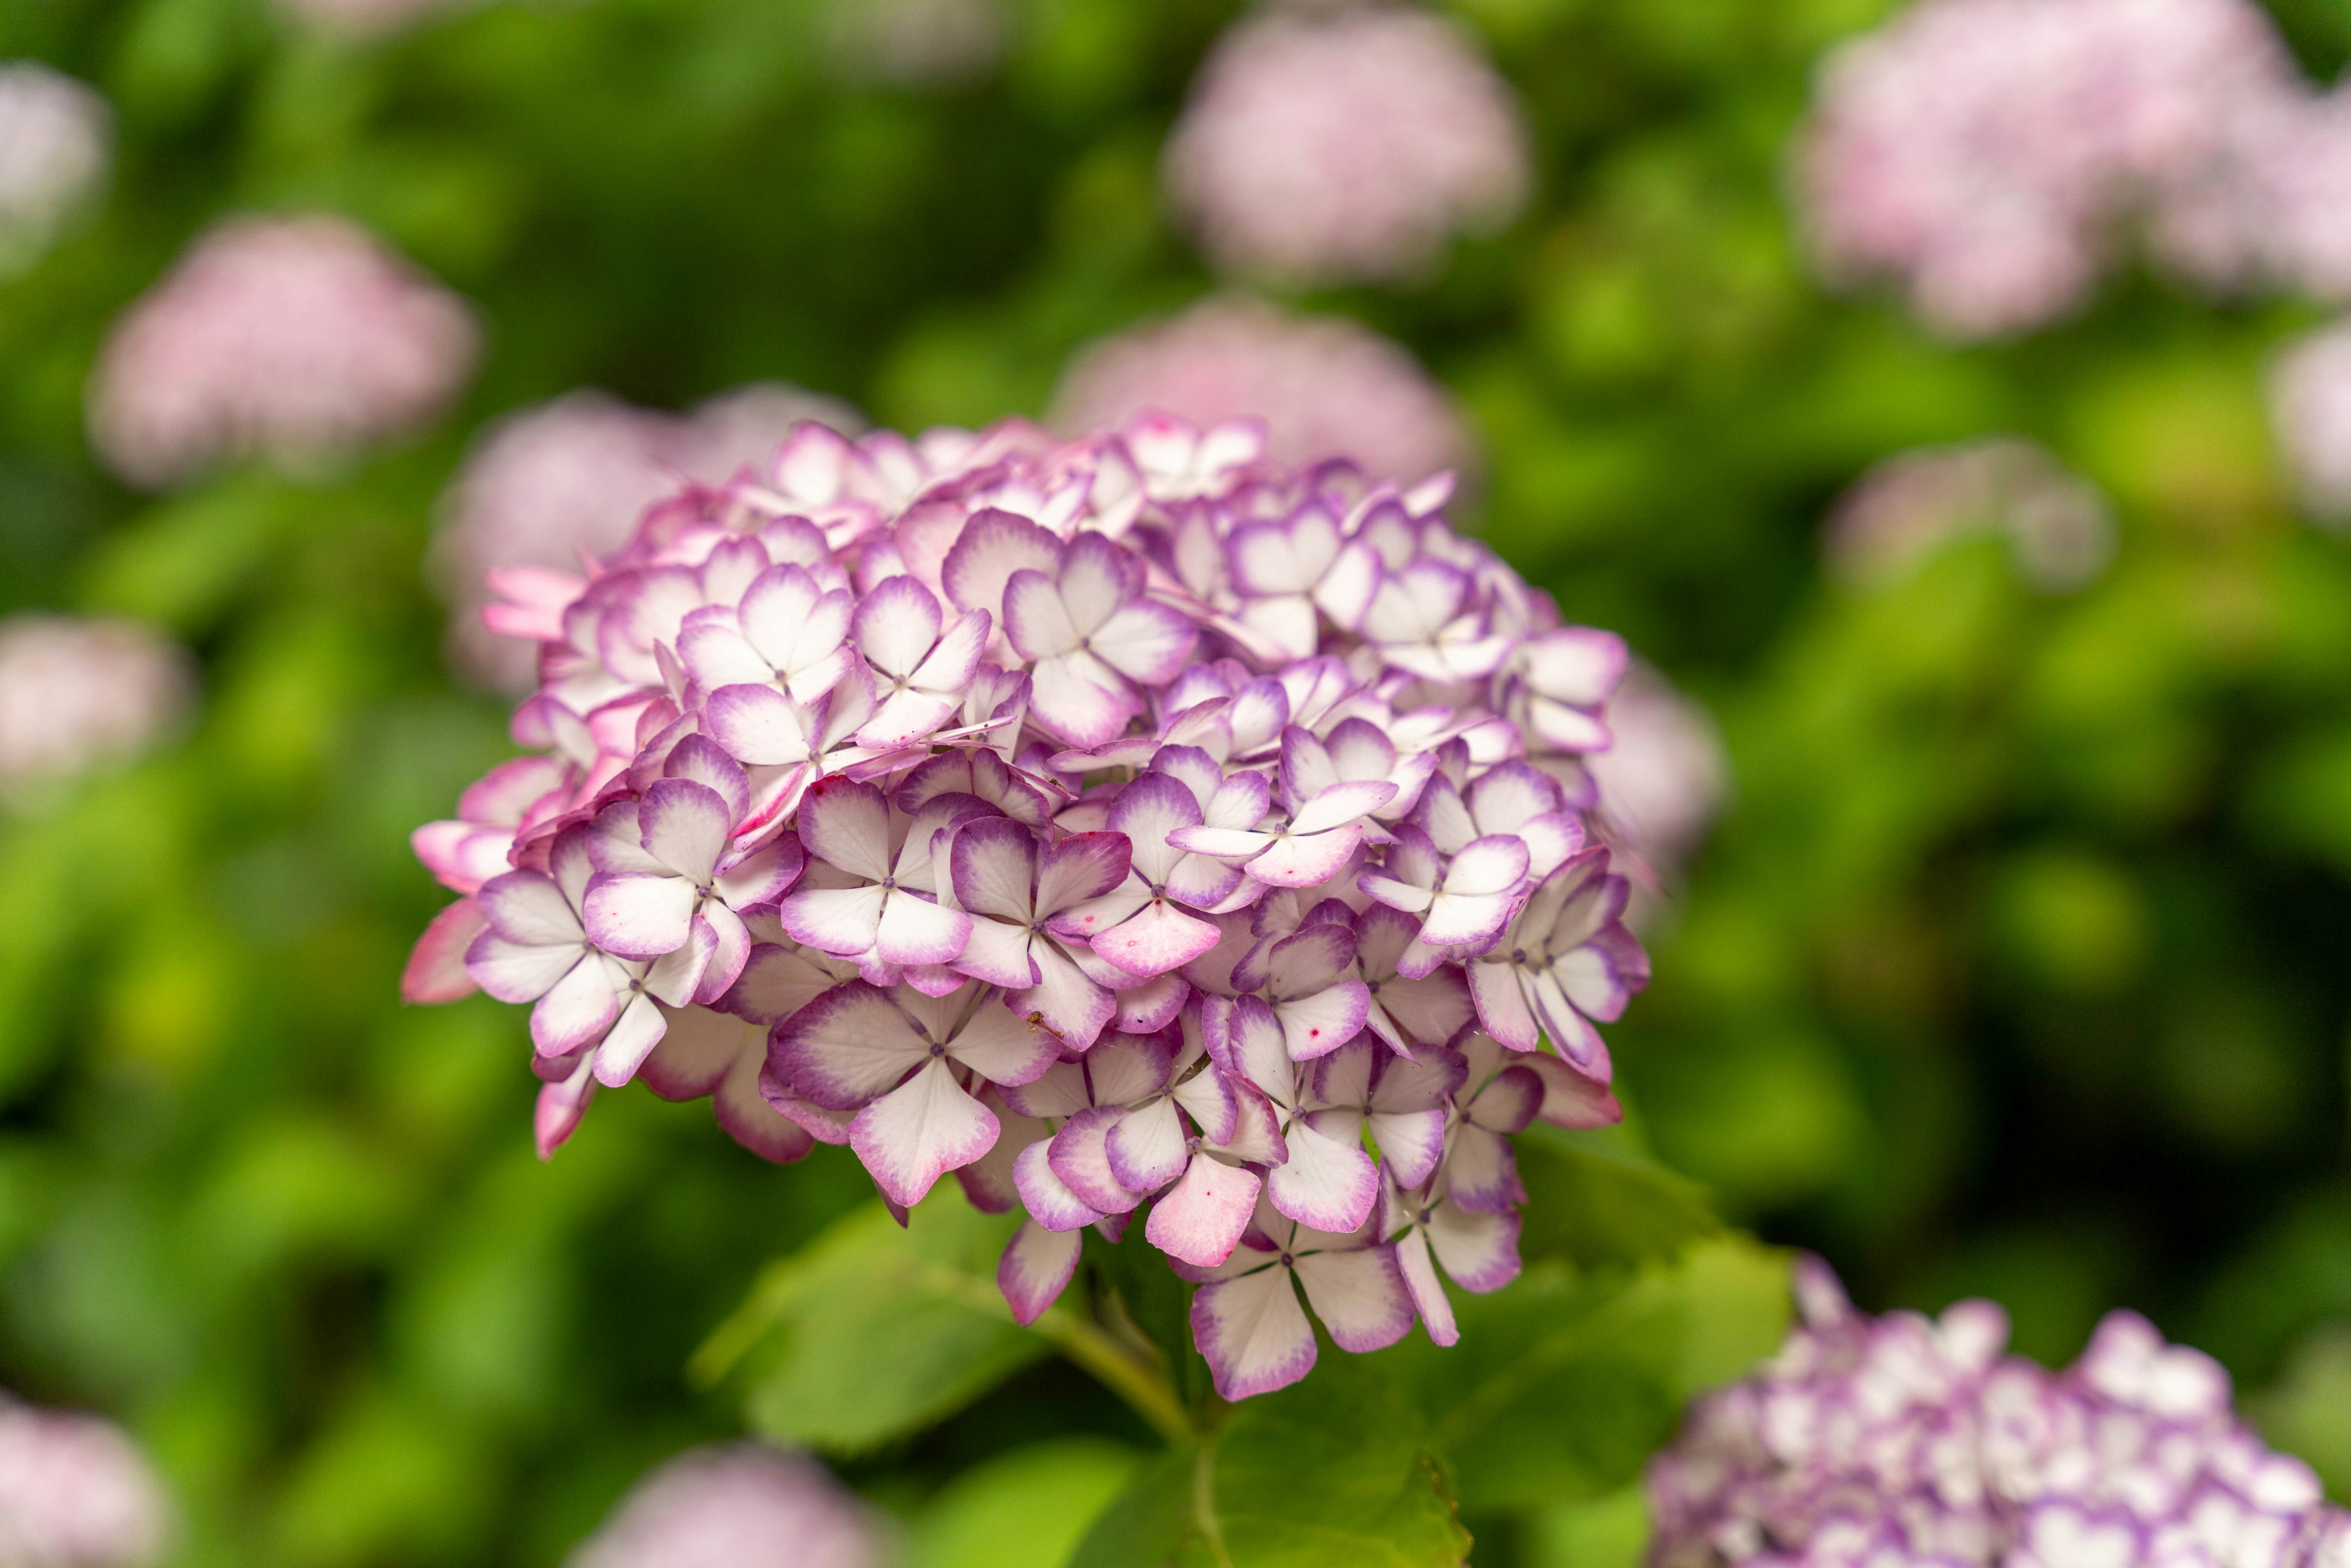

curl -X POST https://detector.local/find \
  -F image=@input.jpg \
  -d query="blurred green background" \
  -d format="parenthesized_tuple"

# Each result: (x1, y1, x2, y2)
(4, 0, 2351, 1562)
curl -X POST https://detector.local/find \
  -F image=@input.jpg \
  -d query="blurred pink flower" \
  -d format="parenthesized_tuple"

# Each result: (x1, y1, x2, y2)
(566, 1444, 880, 1568)
(825, 0, 1008, 84)
(1589, 662, 1727, 899)
(1799, 0, 2294, 337)
(0, 614, 193, 796)
(2271, 319, 2351, 526)
(272, 0, 465, 31)
(435, 384, 863, 691)
(1163, 7, 1530, 285)
(0, 1394, 173, 1567)
(1824, 437, 2116, 591)
(0, 62, 108, 275)
(88, 214, 480, 488)
(1053, 297, 1472, 484)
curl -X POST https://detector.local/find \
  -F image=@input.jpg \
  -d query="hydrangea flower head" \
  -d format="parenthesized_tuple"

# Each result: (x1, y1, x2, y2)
(1824, 438, 2116, 592)
(0, 614, 193, 798)
(566, 1443, 880, 1568)
(1647, 1259, 2351, 1568)
(0, 62, 108, 276)
(2270, 319, 2351, 526)
(88, 214, 479, 487)
(1054, 298, 1472, 486)
(1164, 7, 1531, 285)
(407, 408, 1650, 1398)
(0, 1392, 174, 1567)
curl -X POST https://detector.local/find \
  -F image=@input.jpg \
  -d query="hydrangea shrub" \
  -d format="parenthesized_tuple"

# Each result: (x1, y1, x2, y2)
(406, 412, 1646, 1400)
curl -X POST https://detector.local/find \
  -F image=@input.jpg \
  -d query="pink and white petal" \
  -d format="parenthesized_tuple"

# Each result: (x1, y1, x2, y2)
(1246, 828, 1363, 890)
(1528, 971, 1610, 1077)
(1369, 1108, 1449, 1191)
(534, 1059, 597, 1161)
(1395, 1228, 1459, 1347)
(758, 1062, 857, 1146)
(1277, 981, 1370, 1062)
(1001, 568, 1082, 661)
(1469, 1065, 1545, 1135)
(942, 509, 1064, 622)
(639, 1004, 749, 1100)
(953, 919, 1040, 988)
(1524, 1052, 1622, 1129)
(1445, 836, 1532, 898)
(1444, 1125, 1524, 1214)
(1290, 781, 1398, 838)
(1420, 890, 1519, 951)
(1109, 773, 1203, 880)
(703, 683, 817, 768)
(874, 891, 973, 967)
(1161, 853, 1246, 912)
(999, 1060, 1091, 1120)
(852, 574, 945, 679)
(467, 931, 583, 1005)
(998, 1220, 1083, 1327)
(1211, 1084, 1289, 1166)
(714, 836, 804, 911)
(913, 609, 991, 692)
(591, 992, 670, 1087)
(1083, 1032, 1177, 1105)
(1035, 831, 1134, 917)
(771, 981, 932, 1109)
(950, 818, 1039, 921)
(794, 778, 894, 881)
(855, 688, 960, 750)
(584, 872, 697, 961)
(1355, 874, 1434, 917)
(404, 899, 486, 1005)
(777, 883, 888, 958)
(722, 942, 851, 1026)
(1267, 1122, 1379, 1234)
(642, 918, 718, 1006)
(477, 871, 583, 946)
(1164, 826, 1272, 861)
(1014, 1138, 1108, 1231)
(639, 778, 733, 884)
(945, 997, 1061, 1087)
(1381, 969, 1475, 1049)
(1026, 655, 1141, 748)
(1114, 972, 1189, 1033)
(1146, 1155, 1261, 1269)
(850, 1057, 1000, 1208)
(1191, 1267, 1317, 1401)
(1466, 961, 1540, 1051)
(1047, 1106, 1145, 1215)
(1088, 596, 1199, 685)
(530, 956, 623, 1056)
(1224, 998, 1296, 1107)
(1428, 1202, 1522, 1293)
(1555, 942, 1631, 1024)
(1092, 901, 1222, 978)
(1293, 1244, 1414, 1353)
(695, 904, 753, 1005)
(1171, 1065, 1240, 1147)
(1013, 943, 1117, 1051)
(714, 1046, 817, 1163)
(1104, 1097, 1190, 1191)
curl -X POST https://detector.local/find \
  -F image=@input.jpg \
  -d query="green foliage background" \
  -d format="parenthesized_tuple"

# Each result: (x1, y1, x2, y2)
(3, 0, 2350, 1561)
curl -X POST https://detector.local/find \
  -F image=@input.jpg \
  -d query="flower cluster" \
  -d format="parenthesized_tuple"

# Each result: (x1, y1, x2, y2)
(1054, 297, 1473, 486)
(0, 613, 192, 798)
(0, 62, 108, 276)
(407, 412, 1645, 1400)
(88, 214, 479, 489)
(2270, 321, 2351, 527)
(1648, 1260, 2351, 1568)
(566, 1443, 880, 1568)
(1823, 438, 2115, 593)
(1163, 7, 1531, 285)
(0, 1392, 173, 1567)
(1798, 0, 2296, 338)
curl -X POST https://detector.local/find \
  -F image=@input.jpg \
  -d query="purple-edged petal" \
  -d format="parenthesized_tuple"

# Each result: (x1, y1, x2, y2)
(999, 1219, 1082, 1326)
(1396, 1228, 1458, 1347)
(1027, 652, 1141, 748)
(530, 956, 623, 1056)
(1036, 831, 1134, 916)
(942, 509, 1063, 621)
(703, 683, 818, 767)
(1524, 1052, 1622, 1128)
(478, 870, 583, 946)
(583, 872, 697, 961)
(1275, 981, 1370, 1062)
(403, 898, 486, 1005)
(777, 883, 888, 958)
(1093, 901, 1221, 978)
(1047, 1106, 1144, 1215)
(770, 981, 929, 1108)
(591, 992, 670, 1086)
(1246, 828, 1363, 890)
(1293, 1244, 1413, 1353)
(639, 778, 732, 883)
(1014, 1138, 1108, 1231)
(1104, 1096, 1189, 1191)
(850, 1057, 999, 1208)
(1445, 1124, 1524, 1214)
(714, 1045, 817, 1164)
(1291, 780, 1397, 837)
(1013, 943, 1117, 1051)
(1428, 1200, 1521, 1292)
(1267, 1121, 1379, 1234)
(795, 778, 893, 881)
(1089, 596, 1198, 685)
(874, 891, 972, 967)
(639, 1003, 746, 1100)
(1467, 958, 1540, 1051)
(853, 574, 944, 679)
(1146, 1155, 1261, 1269)
(1192, 1266, 1316, 1401)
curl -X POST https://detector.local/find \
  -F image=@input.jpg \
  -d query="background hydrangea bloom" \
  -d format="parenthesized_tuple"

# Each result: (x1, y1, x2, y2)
(1052, 298, 1472, 485)
(409, 409, 1648, 1398)
(0, 62, 108, 277)
(823, 0, 1010, 86)
(87, 214, 479, 488)
(270, 0, 465, 32)
(0, 613, 192, 797)
(1586, 662, 1727, 900)
(1163, 6, 1531, 285)
(1648, 1260, 2351, 1568)
(433, 384, 863, 690)
(565, 1443, 880, 1568)
(1824, 437, 2116, 591)
(2270, 320, 2351, 525)
(0, 1393, 173, 1567)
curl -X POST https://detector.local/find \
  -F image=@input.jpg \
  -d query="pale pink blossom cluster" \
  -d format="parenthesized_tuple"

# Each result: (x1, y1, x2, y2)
(2270, 321, 2351, 527)
(1054, 298, 1473, 486)
(0, 614, 192, 797)
(0, 1394, 173, 1567)
(1824, 438, 2117, 591)
(405, 411, 1647, 1400)
(0, 62, 108, 276)
(1163, 7, 1531, 285)
(88, 214, 479, 488)
(1648, 1260, 2351, 1568)
(435, 384, 863, 691)
(1798, 0, 2298, 337)
(566, 1444, 880, 1568)
(825, 0, 1010, 86)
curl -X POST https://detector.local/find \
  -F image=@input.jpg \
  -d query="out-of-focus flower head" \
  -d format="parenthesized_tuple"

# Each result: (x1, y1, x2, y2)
(407, 404, 1647, 1400)
(1648, 1258, 2351, 1568)
(1053, 298, 1472, 485)
(88, 214, 480, 489)
(0, 62, 108, 277)
(1163, 6, 1531, 285)
(825, 0, 1010, 86)
(1799, 0, 2295, 338)
(566, 1443, 880, 1568)
(0, 614, 193, 798)
(1588, 663, 1727, 902)
(0, 1393, 173, 1567)
(270, 0, 465, 33)
(1824, 437, 2116, 592)
(435, 384, 864, 691)
(2270, 319, 2351, 527)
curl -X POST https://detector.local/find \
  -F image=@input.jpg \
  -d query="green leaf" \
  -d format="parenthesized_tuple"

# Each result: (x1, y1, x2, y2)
(911, 1437, 1142, 1568)
(1065, 1446, 1198, 1568)
(1198, 1355, 1472, 1568)
(696, 1190, 1048, 1455)
(1515, 1125, 1720, 1269)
